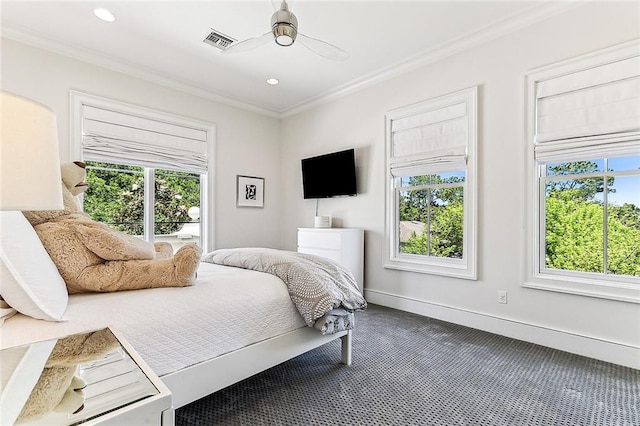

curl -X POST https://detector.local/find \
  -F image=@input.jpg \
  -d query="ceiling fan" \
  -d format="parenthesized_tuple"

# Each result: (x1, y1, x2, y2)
(222, 0, 349, 61)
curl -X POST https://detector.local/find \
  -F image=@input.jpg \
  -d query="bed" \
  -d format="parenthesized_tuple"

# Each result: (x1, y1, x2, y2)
(0, 213, 365, 424)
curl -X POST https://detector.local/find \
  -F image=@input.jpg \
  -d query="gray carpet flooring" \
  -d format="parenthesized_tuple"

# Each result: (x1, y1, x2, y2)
(175, 304, 639, 426)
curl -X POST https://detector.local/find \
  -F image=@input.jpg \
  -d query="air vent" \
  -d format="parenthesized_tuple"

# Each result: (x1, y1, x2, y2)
(203, 30, 236, 50)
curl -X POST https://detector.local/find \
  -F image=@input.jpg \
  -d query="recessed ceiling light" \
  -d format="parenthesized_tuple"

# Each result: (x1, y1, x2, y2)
(266, 78, 279, 86)
(93, 8, 116, 23)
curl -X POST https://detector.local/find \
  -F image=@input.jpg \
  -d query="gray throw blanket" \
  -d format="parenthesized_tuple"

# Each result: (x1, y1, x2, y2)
(202, 248, 367, 334)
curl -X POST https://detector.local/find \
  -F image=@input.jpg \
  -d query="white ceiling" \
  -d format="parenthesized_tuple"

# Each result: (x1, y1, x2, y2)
(1, 1, 572, 116)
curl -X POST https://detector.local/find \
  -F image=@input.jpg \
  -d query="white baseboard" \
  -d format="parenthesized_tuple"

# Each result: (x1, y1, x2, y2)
(365, 289, 640, 369)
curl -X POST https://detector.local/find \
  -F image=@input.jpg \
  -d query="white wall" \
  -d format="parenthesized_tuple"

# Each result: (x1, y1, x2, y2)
(280, 2, 640, 367)
(1, 38, 283, 250)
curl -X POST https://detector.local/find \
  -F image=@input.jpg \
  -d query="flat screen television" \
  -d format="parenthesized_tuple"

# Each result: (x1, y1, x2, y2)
(301, 149, 357, 199)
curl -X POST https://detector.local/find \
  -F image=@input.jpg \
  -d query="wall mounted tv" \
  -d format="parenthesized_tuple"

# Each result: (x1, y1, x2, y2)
(301, 148, 357, 199)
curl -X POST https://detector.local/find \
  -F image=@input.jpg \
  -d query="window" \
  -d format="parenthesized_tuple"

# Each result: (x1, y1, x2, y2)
(525, 41, 640, 302)
(541, 156, 640, 277)
(384, 87, 477, 279)
(71, 92, 215, 252)
(83, 163, 202, 250)
(398, 172, 465, 258)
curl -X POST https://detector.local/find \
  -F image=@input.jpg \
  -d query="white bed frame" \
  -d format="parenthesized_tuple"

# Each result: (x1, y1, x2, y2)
(160, 327, 352, 424)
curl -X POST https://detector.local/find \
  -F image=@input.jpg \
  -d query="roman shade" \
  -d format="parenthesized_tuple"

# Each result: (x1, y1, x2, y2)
(534, 52, 640, 163)
(389, 101, 468, 170)
(82, 105, 208, 173)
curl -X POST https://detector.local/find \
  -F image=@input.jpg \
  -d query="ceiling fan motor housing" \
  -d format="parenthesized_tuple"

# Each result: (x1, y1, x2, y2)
(271, 9, 298, 46)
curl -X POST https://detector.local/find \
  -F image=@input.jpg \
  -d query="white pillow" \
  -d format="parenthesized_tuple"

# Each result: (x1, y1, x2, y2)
(0, 211, 68, 321)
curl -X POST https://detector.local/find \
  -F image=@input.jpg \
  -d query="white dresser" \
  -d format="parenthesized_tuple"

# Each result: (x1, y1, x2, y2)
(297, 228, 364, 291)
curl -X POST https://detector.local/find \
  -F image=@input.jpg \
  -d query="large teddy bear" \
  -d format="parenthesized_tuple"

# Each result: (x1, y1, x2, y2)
(23, 162, 202, 294)
(16, 329, 120, 423)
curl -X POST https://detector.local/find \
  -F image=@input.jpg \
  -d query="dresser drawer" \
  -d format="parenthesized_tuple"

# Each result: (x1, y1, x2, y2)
(298, 247, 342, 263)
(297, 230, 342, 250)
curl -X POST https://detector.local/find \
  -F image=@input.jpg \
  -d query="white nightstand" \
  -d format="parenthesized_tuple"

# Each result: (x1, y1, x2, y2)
(0, 328, 173, 426)
(297, 227, 364, 291)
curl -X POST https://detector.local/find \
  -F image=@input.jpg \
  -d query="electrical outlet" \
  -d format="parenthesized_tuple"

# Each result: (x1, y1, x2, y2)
(498, 291, 508, 304)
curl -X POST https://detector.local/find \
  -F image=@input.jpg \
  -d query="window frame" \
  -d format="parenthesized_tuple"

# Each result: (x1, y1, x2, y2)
(524, 42, 640, 304)
(384, 87, 478, 279)
(70, 91, 216, 252)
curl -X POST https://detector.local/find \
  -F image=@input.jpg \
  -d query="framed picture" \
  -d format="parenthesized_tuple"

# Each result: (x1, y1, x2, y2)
(236, 175, 264, 208)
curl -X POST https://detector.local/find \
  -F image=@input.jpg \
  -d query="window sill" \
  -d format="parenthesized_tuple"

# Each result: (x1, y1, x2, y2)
(384, 258, 476, 280)
(523, 277, 640, 304)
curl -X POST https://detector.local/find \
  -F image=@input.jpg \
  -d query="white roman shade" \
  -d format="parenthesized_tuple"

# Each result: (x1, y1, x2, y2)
(82, 105, 208, 173)
(391, 102, 468, 162)
(534, 44, 640, 163)
(387, 87, 476, 174)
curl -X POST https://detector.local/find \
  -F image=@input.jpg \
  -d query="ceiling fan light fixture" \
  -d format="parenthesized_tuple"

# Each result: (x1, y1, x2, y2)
(271, 6, 298, 47)
(273, 23, 296, 46)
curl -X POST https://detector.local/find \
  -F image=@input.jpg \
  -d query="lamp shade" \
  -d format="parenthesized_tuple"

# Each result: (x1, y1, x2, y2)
(1, 91, 63, 210)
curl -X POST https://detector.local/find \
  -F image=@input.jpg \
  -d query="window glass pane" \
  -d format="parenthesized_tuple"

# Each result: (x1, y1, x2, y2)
(400, 171, 465, 187)
(153, 169, 201, 250)
(434, 171, 465, 182)
(400, 175, 430, 187)
(398, 188, 427, 255)
(430, 186, 464, 258)
(607, 175, 640, 277)
(608, 173, 640, 207)
(545, 173, 609, 201)
(546, 159, 603, 176)
(84, 161, 144, 236)
(397, 183, 464, 259)
(608, 155, 640, 172)
(544, 178, 604, 273)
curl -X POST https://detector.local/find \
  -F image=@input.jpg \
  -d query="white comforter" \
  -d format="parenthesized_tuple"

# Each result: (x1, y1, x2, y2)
(0, 263, 306, 377)
(203, 248, 367, 333)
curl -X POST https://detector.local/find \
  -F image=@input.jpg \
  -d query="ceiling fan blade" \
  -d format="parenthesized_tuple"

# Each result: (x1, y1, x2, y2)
(222, 32, 272, 54)
(297, 33, 349, 62)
